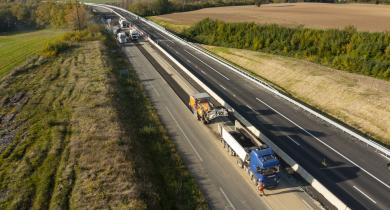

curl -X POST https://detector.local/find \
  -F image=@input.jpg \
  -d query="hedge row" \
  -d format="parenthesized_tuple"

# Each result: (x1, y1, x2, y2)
(185, 19, 390, 79)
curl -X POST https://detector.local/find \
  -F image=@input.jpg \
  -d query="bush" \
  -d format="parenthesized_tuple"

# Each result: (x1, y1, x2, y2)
(41, 39, 71, 57)
(41, 25, 104, 57)
(185, 19, 390, 80)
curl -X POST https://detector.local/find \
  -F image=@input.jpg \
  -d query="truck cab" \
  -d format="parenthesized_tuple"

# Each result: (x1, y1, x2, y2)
(249, 148, 280, 187)
(130, 29, 139, 41)
(117, 32, 128, 44)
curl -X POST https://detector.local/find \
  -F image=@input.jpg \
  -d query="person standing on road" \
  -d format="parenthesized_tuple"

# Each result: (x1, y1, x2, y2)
(258, 182, 266, 196)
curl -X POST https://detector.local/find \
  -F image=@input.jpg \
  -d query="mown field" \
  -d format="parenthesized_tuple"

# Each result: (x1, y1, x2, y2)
(155, 3, 390, 32)
(204, 45, 390, 146)
(0, 31, 207, 209)
(0, 30, 67, 79)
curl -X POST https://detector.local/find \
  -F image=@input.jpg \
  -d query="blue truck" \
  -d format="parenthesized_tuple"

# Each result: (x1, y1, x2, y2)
(218, 121, 280, 188)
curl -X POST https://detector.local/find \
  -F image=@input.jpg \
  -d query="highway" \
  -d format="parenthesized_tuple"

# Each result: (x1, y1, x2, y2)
(122, 37, 321, 209)
(104, 7, 390, 210)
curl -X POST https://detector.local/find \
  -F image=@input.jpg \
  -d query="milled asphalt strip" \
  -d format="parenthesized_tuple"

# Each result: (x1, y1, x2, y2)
(165, 106, 203, 162)
(353, 186, 377, 204)
(136, 44, 189, 103)
(255, 97, 390, 190)
(184, 49, 230, 80)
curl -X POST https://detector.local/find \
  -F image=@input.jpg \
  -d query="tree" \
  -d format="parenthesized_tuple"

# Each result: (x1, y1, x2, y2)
(0, 9, 17, 32)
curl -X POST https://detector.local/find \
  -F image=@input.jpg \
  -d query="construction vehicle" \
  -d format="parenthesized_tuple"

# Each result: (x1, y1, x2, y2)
(117, 32, 128, 44)
(189, 92, 228, 124)
(130, 29, 139, 40)
(219, 121, 280, 188)
(119, 18, 129, 28)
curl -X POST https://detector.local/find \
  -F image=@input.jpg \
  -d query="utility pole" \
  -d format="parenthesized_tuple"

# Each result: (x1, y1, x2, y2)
(75, 0, 81, 30)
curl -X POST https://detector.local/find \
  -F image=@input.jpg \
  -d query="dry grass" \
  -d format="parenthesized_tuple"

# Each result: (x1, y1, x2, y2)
(0, 36, 207, 209)
(156, 3, 390, 32)
(147, 16, 190, 34)
(0, 41, 147, 209)
(204, 45, 390, 146)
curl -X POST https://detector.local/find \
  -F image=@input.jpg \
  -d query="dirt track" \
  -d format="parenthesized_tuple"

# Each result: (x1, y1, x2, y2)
(157, 3, 390, 32)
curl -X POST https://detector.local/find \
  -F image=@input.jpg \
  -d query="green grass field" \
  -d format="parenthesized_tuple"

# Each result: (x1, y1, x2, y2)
(0, 30, 66, 79)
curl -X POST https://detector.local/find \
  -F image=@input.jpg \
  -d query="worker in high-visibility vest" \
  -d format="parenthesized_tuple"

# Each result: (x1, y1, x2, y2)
(258, 182, 266, 196)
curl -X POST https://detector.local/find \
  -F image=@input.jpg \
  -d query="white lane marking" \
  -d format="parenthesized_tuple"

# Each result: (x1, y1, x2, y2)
(353, 186, 377, 204)
(379, 153, 390, 161)
(286, 135, 300, 146)
(150, 84, 160, 97)
(184, 49, 230, 80)
(255, 97, 390, 189)
(262, 199, 273, 210)
(232, 94, 237, 98)
(302, 199, 314, 210)
(246, 104, 256, 112)
(219, 187, 236, 210)
(201, 70, 207, 75)
(156, 31, 173, 43)
(165, 107, 203, 162)
(219, 84, 227, 90)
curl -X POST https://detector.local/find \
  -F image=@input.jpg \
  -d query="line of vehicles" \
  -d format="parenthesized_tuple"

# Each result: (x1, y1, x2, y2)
(108, 14, 281, 191)
(188, 93, 281, 188)
(110, 18, 140, 44)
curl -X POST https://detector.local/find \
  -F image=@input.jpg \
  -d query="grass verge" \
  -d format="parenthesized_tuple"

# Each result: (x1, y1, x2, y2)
(147, 16, 190, 34)
(0, 28, 207, 209)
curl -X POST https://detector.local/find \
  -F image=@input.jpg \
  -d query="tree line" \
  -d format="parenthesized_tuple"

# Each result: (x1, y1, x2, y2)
(0, 1, 89, 32)
(184, 19, 390, 80)
(128, 0, 255, 16)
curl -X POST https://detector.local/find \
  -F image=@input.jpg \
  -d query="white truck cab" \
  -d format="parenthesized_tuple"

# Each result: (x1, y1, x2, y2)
(117, 32, 128, 44)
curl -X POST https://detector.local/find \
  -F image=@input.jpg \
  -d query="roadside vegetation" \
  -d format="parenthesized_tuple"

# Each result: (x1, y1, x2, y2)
(147, 16, 190, 34)
(0, 1, 89, 32)
(1, 0, 207, 208)
(0, 24, 207, 209)
(184, 19, 390, 80)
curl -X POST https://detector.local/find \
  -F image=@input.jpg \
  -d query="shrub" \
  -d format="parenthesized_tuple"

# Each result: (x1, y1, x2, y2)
(185, 19, 390, 80)
(41, 39, 71, 57)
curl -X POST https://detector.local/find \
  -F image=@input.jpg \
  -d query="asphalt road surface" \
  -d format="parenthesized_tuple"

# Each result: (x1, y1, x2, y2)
(102, 7, 390, 210)
(122, 40, 322, 210)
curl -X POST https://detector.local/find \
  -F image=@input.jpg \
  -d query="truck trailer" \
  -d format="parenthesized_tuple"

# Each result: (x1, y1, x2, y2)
(218, 122, 280, 188)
